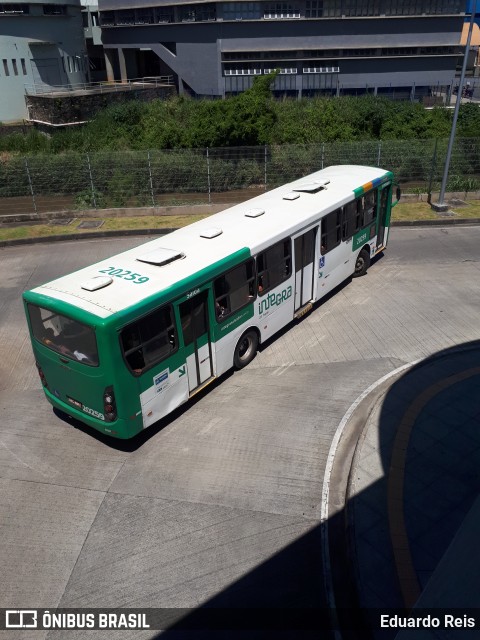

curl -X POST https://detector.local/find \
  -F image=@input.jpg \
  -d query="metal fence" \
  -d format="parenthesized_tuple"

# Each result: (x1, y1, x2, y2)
(2, 138, 480, 217)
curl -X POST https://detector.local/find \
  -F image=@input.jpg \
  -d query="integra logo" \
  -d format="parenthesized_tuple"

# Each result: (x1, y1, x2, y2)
(258, 285, 292, 315)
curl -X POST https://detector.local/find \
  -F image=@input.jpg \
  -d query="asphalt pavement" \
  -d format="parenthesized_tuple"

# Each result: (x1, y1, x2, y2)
(1, 227, 480, 639)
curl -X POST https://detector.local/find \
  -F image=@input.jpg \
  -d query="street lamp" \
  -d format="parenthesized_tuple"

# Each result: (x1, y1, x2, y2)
(432, 0, 477, 212)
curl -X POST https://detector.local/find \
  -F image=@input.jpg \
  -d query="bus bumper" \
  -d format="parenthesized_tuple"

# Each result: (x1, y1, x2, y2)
(43, 388, 142, 439)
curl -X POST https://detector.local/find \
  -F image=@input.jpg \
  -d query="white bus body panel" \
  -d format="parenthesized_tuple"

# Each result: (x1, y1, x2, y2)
(257, 280, 296, 342)
(318, 241, 353, 297)
(140, 367, 189, 428)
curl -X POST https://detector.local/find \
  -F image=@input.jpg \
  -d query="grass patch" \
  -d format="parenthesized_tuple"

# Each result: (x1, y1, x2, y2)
(392, 200, 480, 221)
(0, 214, 210, 242)
(1, 201, 480, 243)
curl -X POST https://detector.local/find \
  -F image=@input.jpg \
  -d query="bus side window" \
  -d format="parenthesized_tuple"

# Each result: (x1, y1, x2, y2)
(256, 238, 291, 296)
(214, 259, 255, 322)
(343, 200, 363, 240)
(120, 305, 177, 374)
(362, 190, 377, 227)
(322, 208, 342, 254)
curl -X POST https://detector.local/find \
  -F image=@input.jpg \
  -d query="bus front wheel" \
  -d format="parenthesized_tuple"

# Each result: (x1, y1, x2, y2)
(353, 248, 370, 278)
(234, 330, 258, 369)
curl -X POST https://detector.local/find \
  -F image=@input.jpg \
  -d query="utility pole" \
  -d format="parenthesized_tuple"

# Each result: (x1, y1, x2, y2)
(432, 0, 477, 212)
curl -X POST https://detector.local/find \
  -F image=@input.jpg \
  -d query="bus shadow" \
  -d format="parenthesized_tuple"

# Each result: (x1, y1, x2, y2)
(53, 371, 235, 452)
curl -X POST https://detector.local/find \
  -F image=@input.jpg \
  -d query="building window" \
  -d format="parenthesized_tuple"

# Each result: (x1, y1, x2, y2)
(305, 1, 321, 18)
(43, 4, 67, 15)
(345, 0, 380, 16)
(116, 9, 135, 25)
(180, 3, 216, 22)
(0, 3, 29, 14)
(2, 59, 9, 76)
(135, 8, 155, 24)
(264, 67, 297, 74)
(304, 49, 340, 57)
(222, 2, 262, 20)
(264, 3, 300, 18)
(155, 7, 174, 22)
(11, 59, 18, 75)
(99, 11, 114, 25)
(303, 66, 340, 73)
(383, 0, 461, 14)
(305, 0, 343, 18)
(224, 65, 263, 75)
(21, 58, 27, 75)
(224, 52, 262, 61)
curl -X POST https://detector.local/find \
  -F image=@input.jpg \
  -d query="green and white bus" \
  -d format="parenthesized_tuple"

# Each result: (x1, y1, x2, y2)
(23, 165, 399, 439)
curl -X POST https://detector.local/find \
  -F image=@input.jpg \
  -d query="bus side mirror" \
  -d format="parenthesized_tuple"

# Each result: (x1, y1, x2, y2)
(392, 185, 401, 208)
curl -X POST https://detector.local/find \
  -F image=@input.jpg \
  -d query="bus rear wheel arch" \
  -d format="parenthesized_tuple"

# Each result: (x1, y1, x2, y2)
(353, 247, 371, 278)
(234, 329, 259, 369)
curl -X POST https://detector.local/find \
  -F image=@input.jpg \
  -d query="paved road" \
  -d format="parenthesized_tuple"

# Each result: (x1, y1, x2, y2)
(1, 227, 479, 639)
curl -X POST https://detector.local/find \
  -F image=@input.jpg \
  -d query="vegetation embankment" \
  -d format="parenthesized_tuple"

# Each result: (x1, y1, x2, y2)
(1, 74, 480, 153)
(1, 75, 480, 212)
(2, 201, 480, 242)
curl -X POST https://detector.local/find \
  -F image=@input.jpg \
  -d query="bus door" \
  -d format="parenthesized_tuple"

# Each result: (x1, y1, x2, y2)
(179, 291, 214, 393)
(376, 183, 391, 250)
(294, 228, 316, 311)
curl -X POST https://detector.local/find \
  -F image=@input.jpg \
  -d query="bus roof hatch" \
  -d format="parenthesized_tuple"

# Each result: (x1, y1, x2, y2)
(293, 179, 330, 193)
(136, 248, 185, 266)
(81, 276, 113, 291)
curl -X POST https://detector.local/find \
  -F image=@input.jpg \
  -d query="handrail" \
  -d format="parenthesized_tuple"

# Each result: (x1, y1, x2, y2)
(24, 76, 174, 96)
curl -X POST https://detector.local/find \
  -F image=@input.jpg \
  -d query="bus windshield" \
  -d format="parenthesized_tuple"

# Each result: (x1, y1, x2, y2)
(28, 304, 99, 366)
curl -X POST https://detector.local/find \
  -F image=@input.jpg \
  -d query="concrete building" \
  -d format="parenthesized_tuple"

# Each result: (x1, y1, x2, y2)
(81, 0, 107, 81)
(96, 0, 466, 100)
(0, 0, 88, 123)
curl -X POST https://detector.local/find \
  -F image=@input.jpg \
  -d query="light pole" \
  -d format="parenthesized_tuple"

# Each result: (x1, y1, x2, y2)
(432, 0, 477, 212)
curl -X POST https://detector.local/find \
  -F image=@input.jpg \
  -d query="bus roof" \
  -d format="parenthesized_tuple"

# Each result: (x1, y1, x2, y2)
(25, 165, 391, 321)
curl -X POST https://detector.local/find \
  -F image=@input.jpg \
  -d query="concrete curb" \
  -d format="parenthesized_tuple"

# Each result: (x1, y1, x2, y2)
(2, 217, 480, 248)
(392, 217, 480, 227)
(321, 361, 418, 637)
(0, 228, 174, 248)
(322, 341, 480, 635)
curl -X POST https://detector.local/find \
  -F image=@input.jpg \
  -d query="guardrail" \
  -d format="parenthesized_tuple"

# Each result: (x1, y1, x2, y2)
(24, 76, 174, 96)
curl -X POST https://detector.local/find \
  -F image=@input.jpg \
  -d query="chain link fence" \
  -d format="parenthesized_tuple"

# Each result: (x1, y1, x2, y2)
(2, 138, 480, 217)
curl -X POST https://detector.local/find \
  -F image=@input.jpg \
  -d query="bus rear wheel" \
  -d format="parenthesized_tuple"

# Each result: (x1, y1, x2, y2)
(353, 248, 370, 278)
(234, 330, 258, 369)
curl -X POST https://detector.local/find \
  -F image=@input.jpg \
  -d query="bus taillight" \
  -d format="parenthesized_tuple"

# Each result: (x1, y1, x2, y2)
(103, 386, 117, 422)
(36, 362, 48, 388)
